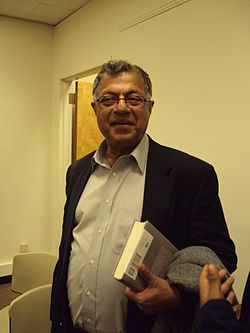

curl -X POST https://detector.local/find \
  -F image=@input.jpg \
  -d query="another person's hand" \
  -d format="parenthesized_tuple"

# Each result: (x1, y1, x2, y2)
(124, 262, 182, 314)
(199, 263, 235, 308)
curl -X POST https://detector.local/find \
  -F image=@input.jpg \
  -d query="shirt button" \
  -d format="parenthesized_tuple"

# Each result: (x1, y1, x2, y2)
(90, 259, 94, 265)
(97, 228, 102, 234)
(112, 172, 116, 177)
(105, 199, 110, 204)
(86, 290, 91, 296)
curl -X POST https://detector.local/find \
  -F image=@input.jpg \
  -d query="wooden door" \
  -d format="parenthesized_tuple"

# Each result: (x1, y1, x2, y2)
(73, 81, 104, 161)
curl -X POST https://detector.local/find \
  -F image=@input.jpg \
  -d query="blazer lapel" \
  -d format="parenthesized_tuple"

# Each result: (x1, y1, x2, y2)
(141, 138, 175, 231)
(67, 158, 93, 228)
(127, 138, 176, 332)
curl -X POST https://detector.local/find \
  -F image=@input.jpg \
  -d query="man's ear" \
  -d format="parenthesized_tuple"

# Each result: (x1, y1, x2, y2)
(149, 100, 154, 116)
(91, 102, 97, 115)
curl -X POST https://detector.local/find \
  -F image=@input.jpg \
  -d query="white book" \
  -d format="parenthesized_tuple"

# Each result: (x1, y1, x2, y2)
(113, 220, 177, 291)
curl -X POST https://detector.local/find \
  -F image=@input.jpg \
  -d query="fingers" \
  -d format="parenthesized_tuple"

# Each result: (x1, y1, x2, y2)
(221, 275, 234, 297)
(124, 264, 156, 302)
(199, 263, 209, 283)
(124, 284, 150, 313)
(233, 304, 241, 320)
(199, 263, 221, 308)
(199, 263, 235, 309)
(199, 264, 209, 307)
(124, 286, 137, 300)
(206, 263, 222, 299)
(124, 265, 152, 301)
(125, 263, 182, 314)
(207, 263, 219, 281)
(226, 290, 236, 305)
(218, 268, 228, 281)
(137, 263, 155, 284)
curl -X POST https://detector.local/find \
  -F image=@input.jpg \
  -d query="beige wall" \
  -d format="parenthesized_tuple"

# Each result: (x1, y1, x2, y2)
(0, 0, 249, 301)
(0, 16, 53, 273)
(51, 0, 250, 300)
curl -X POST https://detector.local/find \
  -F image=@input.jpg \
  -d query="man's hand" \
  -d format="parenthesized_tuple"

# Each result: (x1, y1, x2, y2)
(124, 263, 182, 315)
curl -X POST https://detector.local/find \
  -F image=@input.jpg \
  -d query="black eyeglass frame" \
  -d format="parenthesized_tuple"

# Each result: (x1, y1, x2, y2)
(94, 95, 151, 109)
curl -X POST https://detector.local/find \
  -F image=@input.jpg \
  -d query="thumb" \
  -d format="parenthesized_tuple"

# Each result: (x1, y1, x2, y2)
(137, 263, 155, 284)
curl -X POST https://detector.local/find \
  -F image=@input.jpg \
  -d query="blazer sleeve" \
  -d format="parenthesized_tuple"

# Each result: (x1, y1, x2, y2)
(188, 164, 237, 273)
(198, 299, 247, 333)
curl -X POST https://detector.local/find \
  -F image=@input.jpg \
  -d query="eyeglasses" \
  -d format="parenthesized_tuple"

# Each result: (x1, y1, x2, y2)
(95, 94, 150, 110)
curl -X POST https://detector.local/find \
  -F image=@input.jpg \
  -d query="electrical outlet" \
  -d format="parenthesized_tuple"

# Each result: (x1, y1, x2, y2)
(20, 242, 29, 253)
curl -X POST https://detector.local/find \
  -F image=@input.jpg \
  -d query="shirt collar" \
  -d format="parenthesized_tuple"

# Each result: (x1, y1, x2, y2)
(91, 134, 149, 174)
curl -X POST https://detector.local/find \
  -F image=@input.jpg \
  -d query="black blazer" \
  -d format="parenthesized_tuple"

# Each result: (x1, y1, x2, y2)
(50, 137, 237, 333)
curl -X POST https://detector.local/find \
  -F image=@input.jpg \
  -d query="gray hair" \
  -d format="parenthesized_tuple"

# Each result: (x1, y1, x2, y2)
(93, 60, 152, 99)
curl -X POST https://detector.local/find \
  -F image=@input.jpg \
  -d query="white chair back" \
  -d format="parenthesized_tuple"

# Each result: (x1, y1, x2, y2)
(9, 284, 52, 333)
(0, 306, 9, 332)
(11, 252, 57, 293)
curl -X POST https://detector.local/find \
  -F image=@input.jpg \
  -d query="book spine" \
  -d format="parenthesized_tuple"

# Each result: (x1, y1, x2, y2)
(124, 228, 153, 281)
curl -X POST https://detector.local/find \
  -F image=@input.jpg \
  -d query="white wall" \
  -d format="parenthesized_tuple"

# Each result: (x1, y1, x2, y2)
(0, 0, 248, 303)
(51, 0, 250, 300)
(0, 16, 53, 274)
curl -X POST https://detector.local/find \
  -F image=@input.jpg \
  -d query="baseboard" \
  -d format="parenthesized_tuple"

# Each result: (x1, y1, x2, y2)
(0, 275, 11, 284)
(0, 263, 12, 277)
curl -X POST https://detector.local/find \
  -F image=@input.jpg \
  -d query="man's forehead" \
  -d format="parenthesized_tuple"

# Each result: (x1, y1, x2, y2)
(97, 71, 145, 94)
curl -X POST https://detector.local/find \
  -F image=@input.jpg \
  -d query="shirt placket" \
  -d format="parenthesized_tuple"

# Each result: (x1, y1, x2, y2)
(82, 166, 119, 331)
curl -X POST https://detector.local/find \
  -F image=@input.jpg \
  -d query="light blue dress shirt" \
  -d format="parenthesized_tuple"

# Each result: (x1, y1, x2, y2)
(67, 135, 149, 333)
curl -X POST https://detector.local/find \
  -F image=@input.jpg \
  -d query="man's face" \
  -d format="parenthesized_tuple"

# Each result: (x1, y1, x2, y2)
(92, 71, 154, 154)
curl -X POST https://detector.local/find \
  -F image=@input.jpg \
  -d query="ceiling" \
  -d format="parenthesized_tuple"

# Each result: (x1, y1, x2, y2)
(0, 0, 91, 26)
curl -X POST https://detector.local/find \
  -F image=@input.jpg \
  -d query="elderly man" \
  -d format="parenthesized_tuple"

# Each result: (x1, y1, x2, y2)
(50, 60, 237, 333)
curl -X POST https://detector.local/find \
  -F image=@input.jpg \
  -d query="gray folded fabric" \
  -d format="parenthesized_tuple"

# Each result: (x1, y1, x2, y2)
(166, 246, 227, 293)
(151, 246, 230, 333)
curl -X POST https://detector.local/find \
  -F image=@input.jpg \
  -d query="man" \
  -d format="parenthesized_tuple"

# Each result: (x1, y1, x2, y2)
(50, 60, 237, 333)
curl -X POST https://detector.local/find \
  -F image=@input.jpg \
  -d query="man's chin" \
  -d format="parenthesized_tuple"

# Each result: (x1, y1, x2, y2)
(109, 133, 139, 149)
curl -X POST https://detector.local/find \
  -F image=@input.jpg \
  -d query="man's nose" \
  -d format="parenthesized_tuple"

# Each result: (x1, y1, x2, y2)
(115, 98, 129, 111)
